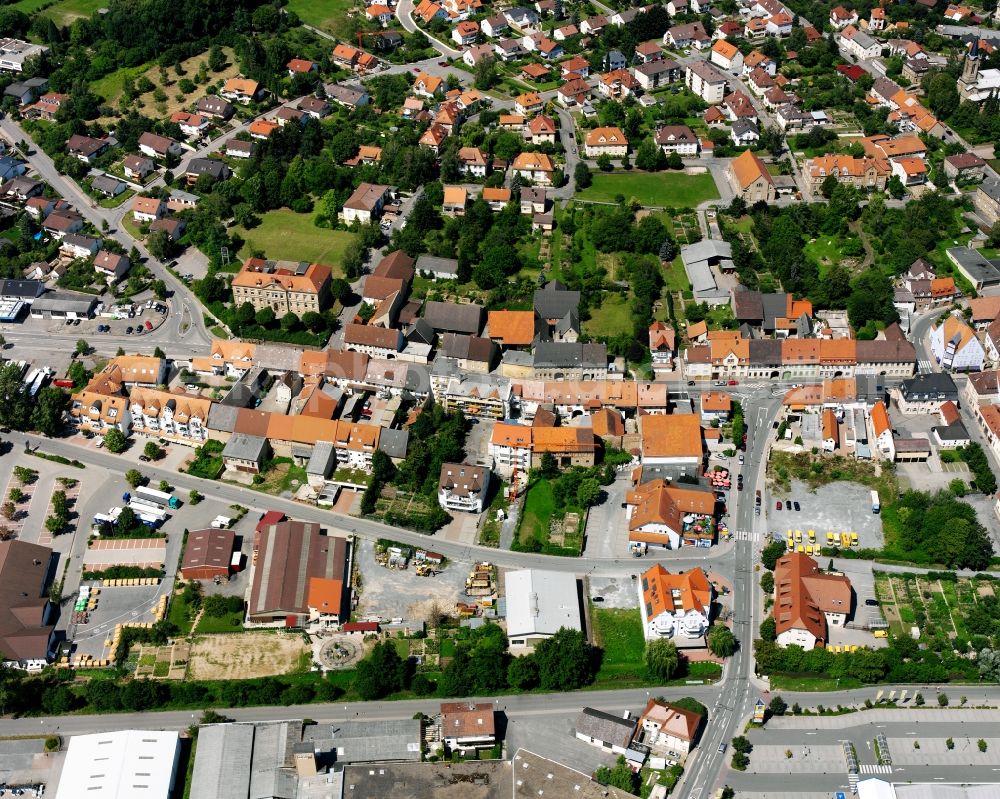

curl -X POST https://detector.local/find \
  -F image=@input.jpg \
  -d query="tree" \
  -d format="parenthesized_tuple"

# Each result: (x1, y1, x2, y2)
(635, 138, 662, 172)
(925, 71, 959, 118)
(255, 307, 275, 327)
(596, 153, 613, 171)
(759, 616, 777, 642)
(103, 429, 127, 453)
(761, 540, 786, 570)
(354, 641, 406, 700)
(576, 478, 601, 507)
(125, 469, 144, 488)
(144, 441, 162, 460)
(31, 387, 68, 437)
(533, 627, 593, 690)
(820, 174, 839, 199)
(594, 756, 638, 794)
(760, 126, 783, 156)
(114, 506, 136, 535)
(75, 339, 89, 356)
(708, 625, 737, 657)
(658, 237, 677, 262)
(645, 638, 680, 681)
(938, 692, 949, 706)
(574, 161, 592, 189)
(474, 55, 499, 90)
(731, 735, 751, 754)
(208, 43, 227, 72)
(280, 312, 299, 332)
(768, 695, 788, 716)
(760, 571, 775, 594)
(507, 655, 539, 689)
(915, 692, 925, 705)
(1, 502, 15, 521)
(189, 489, 203, 505)
(886, 175, 905, 200)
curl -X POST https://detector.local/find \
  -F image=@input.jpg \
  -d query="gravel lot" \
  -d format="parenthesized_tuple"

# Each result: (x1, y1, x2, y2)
(354, 538, 472, 623)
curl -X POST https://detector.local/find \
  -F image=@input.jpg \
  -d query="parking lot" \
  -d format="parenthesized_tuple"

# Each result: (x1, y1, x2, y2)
(768, 480, 884, 551)
(71, 582, 166, 661)
(0, 738, 60, 797)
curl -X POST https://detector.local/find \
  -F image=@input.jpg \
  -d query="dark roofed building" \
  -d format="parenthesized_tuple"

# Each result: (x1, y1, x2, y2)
(0, 540, 54, 668)
(179, 528, 237, 580)
(534, 280, 581, 322)
(247, 520, 350, 627)
(439, 332, 497, 370)
(574, 707, 637, 755)
(731, 288, 764, 324)
(423, 300, 485, 335)
(185, 158, 231, 182)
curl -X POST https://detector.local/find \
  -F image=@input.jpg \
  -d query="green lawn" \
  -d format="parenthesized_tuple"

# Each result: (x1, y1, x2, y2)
(578, 172, 720, 208)
(583, 292, 632, 338)
(516, 479, 555, 548)
(195, 611, 244, 634)
(768, 674, 863, 691)
(91, 63, 153, 104)
(40, 0, 106, 23)
(592, 608, 645, 674)
(284, 0, 357, 30)
(234, 209, 354, 273)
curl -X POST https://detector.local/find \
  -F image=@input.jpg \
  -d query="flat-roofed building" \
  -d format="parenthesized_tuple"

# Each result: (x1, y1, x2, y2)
(505, 568, 581, 649)
(55, 730, 180, 799)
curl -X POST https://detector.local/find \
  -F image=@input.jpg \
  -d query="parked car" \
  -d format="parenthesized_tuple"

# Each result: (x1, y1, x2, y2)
(865, 599, 879, 607)
(776, 501, 782, 510)
(728, 379, 738, 385)
(793, 501, 801, 511)
(126, 326, 133, 334)
(687, 380, 695, 386)
(144, 320, 153, 330)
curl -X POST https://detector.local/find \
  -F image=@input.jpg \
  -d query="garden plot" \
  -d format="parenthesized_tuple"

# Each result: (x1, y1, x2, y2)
(188, 631, 309, 680)
(873, 572, 985, 645)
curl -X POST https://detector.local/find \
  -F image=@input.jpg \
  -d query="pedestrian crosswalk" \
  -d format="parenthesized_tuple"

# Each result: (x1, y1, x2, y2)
(859, 764, 893, 774)
(918, 359, 935, 373)
(730, 530, 761, 542)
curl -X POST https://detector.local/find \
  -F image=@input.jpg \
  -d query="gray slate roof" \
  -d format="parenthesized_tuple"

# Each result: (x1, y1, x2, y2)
(534, 281, 580, 320)
(423, 301, 484, 335)
(575, 707, 636, 749)
(533, 341, 607, 368)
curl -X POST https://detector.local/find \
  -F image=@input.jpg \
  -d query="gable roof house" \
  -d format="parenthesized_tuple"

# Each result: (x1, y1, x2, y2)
(440, 702, 496, 751)
(639, 564, 713, 639)
(637, 700, 703, 756)
(728, 149, 775, 203)
(66, 134, 108, 164)
(772, 551, 852, 651)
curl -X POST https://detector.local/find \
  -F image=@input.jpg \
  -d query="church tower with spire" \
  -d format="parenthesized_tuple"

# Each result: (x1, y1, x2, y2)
(959, 38, 981, 99)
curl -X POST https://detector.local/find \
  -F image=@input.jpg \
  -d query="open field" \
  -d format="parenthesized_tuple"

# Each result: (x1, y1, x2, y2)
(578, 171, 719, 207)
(13, 0, 104, 23)
(285, 0, 359, 31)
(592, 607, 646, 680)
(583, 292, 632, 338)
(91, 47, 240, 121)
(234, 210, 354, 271)
(188, 631, 310, 679)
(517, 479, 554, 548)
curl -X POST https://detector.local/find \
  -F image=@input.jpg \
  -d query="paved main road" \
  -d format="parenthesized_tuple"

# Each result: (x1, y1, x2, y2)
(21, 432, 731, 576)
(677, 394, 782, 799)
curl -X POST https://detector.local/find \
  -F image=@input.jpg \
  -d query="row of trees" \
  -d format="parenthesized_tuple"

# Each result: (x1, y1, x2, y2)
(354, 624, 597, 701)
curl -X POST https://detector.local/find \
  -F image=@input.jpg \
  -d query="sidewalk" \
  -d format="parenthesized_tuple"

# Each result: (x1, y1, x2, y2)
(767, 707, 1000, 729)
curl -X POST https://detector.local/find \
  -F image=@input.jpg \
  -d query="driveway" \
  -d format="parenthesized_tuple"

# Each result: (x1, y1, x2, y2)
(582, 472, 631, 559)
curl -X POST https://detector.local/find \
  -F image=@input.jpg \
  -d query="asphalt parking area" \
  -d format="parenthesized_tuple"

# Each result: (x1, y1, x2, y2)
(71, 582, 168, 661)
(768, 480, 883, 551)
